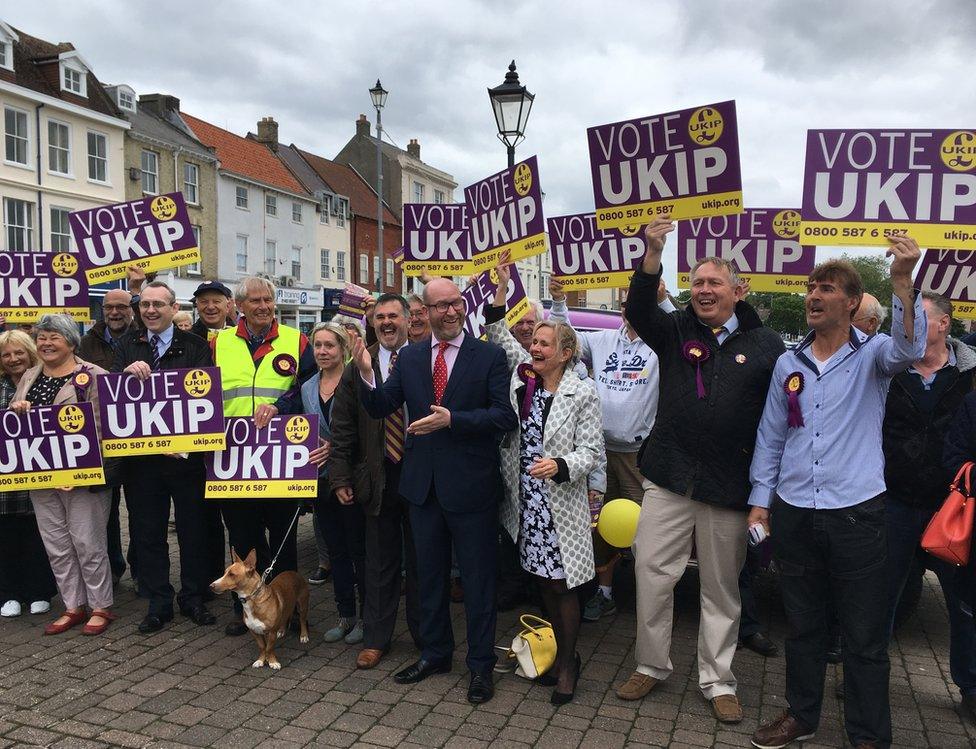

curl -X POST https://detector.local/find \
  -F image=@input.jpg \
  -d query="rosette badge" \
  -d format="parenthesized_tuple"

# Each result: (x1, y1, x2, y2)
(516, 362, 538, 420)
(272, 354, 297, 377)
(72, 368, 92, 401)
(784, 371, 805, 428)
(681, 340, 711, 399)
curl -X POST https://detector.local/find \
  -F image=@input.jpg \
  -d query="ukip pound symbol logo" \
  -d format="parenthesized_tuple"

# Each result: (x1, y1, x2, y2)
(183, 369, 212, 397)
(688, 107, 724, 146)
(941, 131, 976, 172)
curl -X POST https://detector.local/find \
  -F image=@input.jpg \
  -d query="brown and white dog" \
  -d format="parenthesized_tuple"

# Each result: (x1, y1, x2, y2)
(211, 549, 310, 670)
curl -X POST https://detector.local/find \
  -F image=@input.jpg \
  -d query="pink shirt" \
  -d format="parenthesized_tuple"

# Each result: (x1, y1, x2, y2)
(430, 332, 465, 381)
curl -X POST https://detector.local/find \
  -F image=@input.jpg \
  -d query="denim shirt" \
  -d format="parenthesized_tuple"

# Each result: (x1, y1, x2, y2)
(748, 292, 926, 510)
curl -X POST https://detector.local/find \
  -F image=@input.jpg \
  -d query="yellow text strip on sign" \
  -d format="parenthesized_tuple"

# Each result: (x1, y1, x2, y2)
(84, 247, 202, 284)
(677, 272, 811, 293)
(402, 260, 477, 276)
(798, 221, 976, 249)
(0, 307, 90, 323)
(554, 271, 635, 291)
(205, 480, 319, 499)
(470, 232, 547, 270)
(101, 432, 225, 456)
(0, 468, 105, 490)
(596, 191, 744, 230)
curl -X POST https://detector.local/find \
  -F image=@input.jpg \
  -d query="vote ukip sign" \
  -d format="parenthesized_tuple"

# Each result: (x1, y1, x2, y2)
(588, 100, 743, 230)
(401, 202, 474, 275)
(915, 249, 976, 320)
(800, 129, 976, 249)
(464, 156, 547, 270)
(69, 192, 201, 283)
(0, 252, 89, 322)
(205, 414, 320, 499)
(549, 213, 644, 290)
(97, 367, 225, 456)
(0, 401, 104, 490)
(676, 209, 817, 293)
(462, 265, 529, 340)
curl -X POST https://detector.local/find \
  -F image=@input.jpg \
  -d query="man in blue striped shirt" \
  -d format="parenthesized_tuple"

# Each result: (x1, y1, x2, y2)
(747, 236, 925, 749)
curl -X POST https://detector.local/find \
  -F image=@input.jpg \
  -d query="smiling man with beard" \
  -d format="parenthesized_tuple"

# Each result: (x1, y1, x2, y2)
(615, 216, 785, 726)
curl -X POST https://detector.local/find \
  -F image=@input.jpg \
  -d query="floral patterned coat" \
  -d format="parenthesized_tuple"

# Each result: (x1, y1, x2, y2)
(486, 319, 605, 589)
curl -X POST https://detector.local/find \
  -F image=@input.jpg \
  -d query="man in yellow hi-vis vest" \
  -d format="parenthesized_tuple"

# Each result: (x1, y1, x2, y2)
(211, 276, 318, 637)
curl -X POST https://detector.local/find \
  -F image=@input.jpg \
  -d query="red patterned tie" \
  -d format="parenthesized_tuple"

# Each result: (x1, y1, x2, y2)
(433, 340, 449, 405)
(384, 351, 404, 463)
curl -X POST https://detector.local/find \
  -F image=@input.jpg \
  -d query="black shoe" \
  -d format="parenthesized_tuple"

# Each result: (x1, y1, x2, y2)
(551, 653, 581, 706)
(225, 620, 248, 637)
(738, 632, 779, 657)
(138, 612, 173, 633)
(181, 605, 216, 626)
(468, 672, 494, 704)
(393, 657, 452, 684)
(308, 566, 331, 585)
(826, 634, 843, 664)
(535, 671, 558, 686)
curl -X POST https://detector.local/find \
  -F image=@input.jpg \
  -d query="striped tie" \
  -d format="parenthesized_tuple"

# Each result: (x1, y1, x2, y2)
(384, 351, 404, 463)
(149, 334, 161, 370)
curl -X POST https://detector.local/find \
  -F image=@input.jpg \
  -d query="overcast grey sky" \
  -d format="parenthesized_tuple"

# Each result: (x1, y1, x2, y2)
(7, 0, 975, 284)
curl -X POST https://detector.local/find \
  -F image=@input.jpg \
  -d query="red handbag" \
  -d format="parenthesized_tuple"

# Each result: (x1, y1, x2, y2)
(922, 462, 976, 566)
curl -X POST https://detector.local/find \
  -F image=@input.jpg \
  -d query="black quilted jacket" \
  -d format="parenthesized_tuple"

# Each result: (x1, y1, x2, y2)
(627, 267, 785, 510)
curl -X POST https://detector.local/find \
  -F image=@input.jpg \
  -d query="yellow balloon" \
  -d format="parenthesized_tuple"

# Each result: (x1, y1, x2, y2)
(597, 498, 641, 548)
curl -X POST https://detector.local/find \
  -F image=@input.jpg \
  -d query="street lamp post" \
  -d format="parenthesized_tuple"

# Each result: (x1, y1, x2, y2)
(369, 79, 388, 290)
(488, 60, 534, 169)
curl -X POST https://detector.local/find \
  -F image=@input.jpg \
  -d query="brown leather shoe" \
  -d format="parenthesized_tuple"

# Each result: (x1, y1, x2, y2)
(615, 671, 659, 700)
(356, 648, 384, 669)
(711, 694, 743, 723)
(751, 710, 815, 748)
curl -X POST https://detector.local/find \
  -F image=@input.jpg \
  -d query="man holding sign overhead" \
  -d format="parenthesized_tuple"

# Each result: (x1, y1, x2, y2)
(615, 217, 784, 725)
(114, 281, 219, 634)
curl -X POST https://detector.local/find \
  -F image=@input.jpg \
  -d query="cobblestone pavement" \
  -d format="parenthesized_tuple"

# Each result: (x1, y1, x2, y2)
(0, 512, 971, 748)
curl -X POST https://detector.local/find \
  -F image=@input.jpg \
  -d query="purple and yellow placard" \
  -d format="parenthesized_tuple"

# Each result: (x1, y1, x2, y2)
(915, 248, 976, 320)
(464, 156, 547, 270)
(549, 212, 644, 290)
(588, 100, 743, 230)
(800, 129, 976, 249)
(402, 203, 474, 275)
(97, 367, 225, 455)
(676, 209, 817, 292)
(0, 402, 104, 489)
(205, 414, 319, 498)
(69, 192, 201, 283)
(462, 265, 529, 340)
(0, 252, 89, 322)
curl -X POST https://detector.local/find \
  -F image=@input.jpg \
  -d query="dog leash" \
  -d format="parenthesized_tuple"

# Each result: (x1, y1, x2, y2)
(259, 505, 303, 586)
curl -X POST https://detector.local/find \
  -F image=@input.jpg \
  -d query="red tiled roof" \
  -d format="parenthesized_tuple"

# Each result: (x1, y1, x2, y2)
(296, 148, 399, 226)
(182, 113, 307, 196)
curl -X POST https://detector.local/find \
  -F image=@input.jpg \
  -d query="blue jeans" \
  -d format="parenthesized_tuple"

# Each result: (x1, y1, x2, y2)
(886, 496, 976, 696)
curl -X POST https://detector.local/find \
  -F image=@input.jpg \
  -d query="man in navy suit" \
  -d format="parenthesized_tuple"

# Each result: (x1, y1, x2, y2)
(354, 277, 517, 705)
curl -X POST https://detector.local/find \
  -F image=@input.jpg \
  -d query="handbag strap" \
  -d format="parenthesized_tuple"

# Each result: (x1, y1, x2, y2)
(954, 461, 976, 497)
(518, 614, 552, 634)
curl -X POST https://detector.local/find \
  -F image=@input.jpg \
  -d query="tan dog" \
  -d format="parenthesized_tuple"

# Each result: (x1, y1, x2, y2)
(211, 549, 310, 670)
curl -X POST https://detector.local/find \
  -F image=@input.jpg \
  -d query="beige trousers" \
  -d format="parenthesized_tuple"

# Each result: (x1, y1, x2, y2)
(633, 481, 747, 699)
(31, 487, 113, 611)
(605, 450, 644, 503)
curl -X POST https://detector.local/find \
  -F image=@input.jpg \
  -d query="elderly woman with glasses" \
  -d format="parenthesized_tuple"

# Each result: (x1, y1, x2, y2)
(8, 314, 115, 636)
(0, 330, 57, 618)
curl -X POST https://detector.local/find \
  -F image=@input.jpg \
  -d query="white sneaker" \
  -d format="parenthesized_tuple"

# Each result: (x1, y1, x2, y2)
(29, 601, 50, 615)
(1, 600, 22, 617)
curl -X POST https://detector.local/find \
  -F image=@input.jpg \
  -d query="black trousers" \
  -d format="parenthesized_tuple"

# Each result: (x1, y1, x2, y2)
(738, 542, 763, 639)
(221, 499, 300, 614)
(772, 495, 891, 747)
(363, 461, 421, 651)
(410, 490, 498, 675)
(314, 483, 365, 619)
(125, 457, 211, 615)
(106, 486, 127, 579)
(0, 514, 57, 603)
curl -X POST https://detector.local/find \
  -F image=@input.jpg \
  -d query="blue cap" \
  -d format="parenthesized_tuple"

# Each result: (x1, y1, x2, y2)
(193, 280, 232, 299)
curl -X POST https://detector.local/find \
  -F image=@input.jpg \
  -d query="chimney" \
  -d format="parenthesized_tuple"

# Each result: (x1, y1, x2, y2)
(356, 114, 372, 137)
(139, 93, 181, 117)
(407, 138, 421, 159)
(255, 117, 279, 151)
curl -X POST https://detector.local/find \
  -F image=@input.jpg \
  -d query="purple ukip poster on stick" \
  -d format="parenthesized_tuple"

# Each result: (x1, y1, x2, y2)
(205, 414, 320, 499)
(0, 251, 89, 322)
(401, 203, 474, 275)
(587, 100, 743, 230)
(676, 209, 816, 292)
(915, 248, 976, 319)
(800, 128, 976, 249)
(548, 212, 645, 290)
(0, 402, 104, 489)
(69, 192, 201, 284)
(462, 265, 529, 340)
(97, 367, 225, 456)
(464, 155, 547, 270)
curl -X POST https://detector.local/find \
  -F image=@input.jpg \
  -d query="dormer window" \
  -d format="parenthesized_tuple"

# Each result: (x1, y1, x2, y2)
(58, 52, 91, 98)
(118, 89, 134, 111)
(0, 22, 18, 73)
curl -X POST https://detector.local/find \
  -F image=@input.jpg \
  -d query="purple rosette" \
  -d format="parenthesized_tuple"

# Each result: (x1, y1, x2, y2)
(516, 362, 538, 420)
(784, 371, 805, 428)
(272, 354, 297, 377)
(681, 340, 711, 399)
(72, 368, 92, 402)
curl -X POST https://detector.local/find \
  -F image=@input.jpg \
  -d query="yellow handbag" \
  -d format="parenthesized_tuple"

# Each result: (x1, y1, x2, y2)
(507, 614, 557, 679)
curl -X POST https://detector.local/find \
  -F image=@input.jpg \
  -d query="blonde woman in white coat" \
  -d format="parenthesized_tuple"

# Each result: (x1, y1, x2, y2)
(484, 252, 605, 705)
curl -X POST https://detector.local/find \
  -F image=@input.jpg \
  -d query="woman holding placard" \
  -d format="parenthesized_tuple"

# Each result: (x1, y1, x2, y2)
(8, 314, 115, 636)
(0, 330, 56, 619)
(484, 254, 605, 704)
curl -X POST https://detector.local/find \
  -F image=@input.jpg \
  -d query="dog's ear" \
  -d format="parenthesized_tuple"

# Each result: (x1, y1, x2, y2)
(244, 549, 257, 569)
(231, 548, 242, 564)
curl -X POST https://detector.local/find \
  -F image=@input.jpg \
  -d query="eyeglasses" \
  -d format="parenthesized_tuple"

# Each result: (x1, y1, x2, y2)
(426, 298, 465, 314)
(139, 300, 172, 310)
(102, 304, 130, 312)
(408, 310, 426, 318)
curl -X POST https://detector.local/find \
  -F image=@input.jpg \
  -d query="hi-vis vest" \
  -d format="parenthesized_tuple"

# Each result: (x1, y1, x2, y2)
(215, 324, 301, 417)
